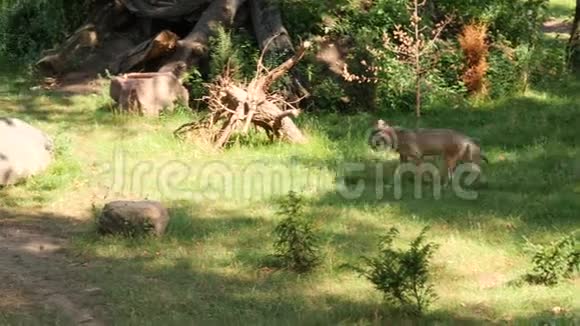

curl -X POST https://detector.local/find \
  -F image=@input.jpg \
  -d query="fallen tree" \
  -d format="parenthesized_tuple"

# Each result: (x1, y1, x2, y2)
(35, 0, 309, 114)
(174, 39, 309, 148)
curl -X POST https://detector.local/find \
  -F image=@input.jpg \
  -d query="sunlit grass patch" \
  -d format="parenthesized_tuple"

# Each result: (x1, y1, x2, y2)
(1, 46, 580, 323)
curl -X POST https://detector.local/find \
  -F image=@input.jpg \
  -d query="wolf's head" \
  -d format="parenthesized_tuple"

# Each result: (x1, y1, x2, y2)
(368, 119, 397, 151)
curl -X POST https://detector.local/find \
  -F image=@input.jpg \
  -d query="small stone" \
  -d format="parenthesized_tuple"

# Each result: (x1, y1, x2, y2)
(97, 200, 169, 237)
(83, 287, 102, 295)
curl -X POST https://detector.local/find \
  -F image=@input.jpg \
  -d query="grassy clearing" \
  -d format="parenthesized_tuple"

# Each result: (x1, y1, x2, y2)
(548, 0, 576, 19)
(1, 63, 579, 324)
(1, 4, 579, 322)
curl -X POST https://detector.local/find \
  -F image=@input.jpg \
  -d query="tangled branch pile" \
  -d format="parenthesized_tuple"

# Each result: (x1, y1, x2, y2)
(175, 39, 309, 148)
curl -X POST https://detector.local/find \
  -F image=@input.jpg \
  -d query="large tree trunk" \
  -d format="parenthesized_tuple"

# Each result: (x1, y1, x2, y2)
(109, 30, 180, 74)
(569, 0, 580, 73)
(249, 0, 310, 101)
(111, 0, 245, 115)
(119, 0, 211, 19)
(109, 71, 189, 116)
(159, 0, 246, 75)
(35, 1, 125, 76)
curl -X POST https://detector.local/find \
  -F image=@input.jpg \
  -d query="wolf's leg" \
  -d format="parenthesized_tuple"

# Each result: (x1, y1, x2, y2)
(444, 155, 459, 187)
(408, 154, 424, 183)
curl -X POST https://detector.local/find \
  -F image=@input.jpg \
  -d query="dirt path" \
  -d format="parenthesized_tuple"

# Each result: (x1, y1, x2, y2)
(542, 17, 572, 34)
(0, 214, 106, 325)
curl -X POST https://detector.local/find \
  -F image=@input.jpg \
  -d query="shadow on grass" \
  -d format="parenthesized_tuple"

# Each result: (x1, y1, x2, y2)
(291, 91, 580, 239)
(1, 207, 575, 324)
(308, 149, 579, 238)
(0, 65, 151, 134)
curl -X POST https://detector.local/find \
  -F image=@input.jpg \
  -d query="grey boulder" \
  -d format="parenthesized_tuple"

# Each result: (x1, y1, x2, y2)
(97, 200, 170, 237)
(0, 117, 53, 186)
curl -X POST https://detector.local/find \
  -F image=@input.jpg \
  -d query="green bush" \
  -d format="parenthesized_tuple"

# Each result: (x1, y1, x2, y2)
(437, 0, 549, 46)
(183, 66, 206, 108)
(487, 45, 526, 98)
(354, 226, 439, 315)
(207, 25, 258, 82)
(371, 48, 467, 113)
(272, 191, 321, 273)
(524, 232, 580, 286)
(329, 0, 408, 44)
(528, 38, 569, 86)
(292, 0, 551, 113)
(310, 77, 347, 112)
(0, 0, 87, 63)
(374, 55, 416, 112)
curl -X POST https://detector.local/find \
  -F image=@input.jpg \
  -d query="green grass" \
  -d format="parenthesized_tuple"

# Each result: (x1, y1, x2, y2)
(0, 312, 72, 326)
(1, 29, 580, 326)
(548, 0, 575, 19)
(2, 72, 578, 324)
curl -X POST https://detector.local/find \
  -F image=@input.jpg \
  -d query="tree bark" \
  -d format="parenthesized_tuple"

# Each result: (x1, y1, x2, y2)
(109, 30, 180, 74)
(35, 1, 122, 76)
(249, 0, 310, 100)
(158, 0, 246, 75)
(569, 0, 580, 73)
(119, 0, 211, 19)
(110, 71, 189, 116)
(111, 0, 245, 115)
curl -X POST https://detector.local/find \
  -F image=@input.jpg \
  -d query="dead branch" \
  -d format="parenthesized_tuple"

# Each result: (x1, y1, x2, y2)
(257, 41, 311, 92)
(174, 41, 310, 148)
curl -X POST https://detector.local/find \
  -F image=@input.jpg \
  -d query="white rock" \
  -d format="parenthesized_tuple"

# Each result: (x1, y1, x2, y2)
(0, 117, 53, 186)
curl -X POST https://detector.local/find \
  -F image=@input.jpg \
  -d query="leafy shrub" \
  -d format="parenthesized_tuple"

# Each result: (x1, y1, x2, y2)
(373, 55, 416, 112)
(310, 77, 347, 112)
(329, 0, 408, 44)
(279, 0, 333, 38)
(272, 191, 321, 273)
(354, 226, 439, 315)
(487, 44, 526, 97)
(0, 0, 87, 63)
(528, 38, 569, 86)
(488, 0, 549, 46)
(183, 66, 207, 109)
(438, 0, 549, 47)
(485, 39, 562, 98)
(207, 25, 258, 82)
(524, 232, 580, 286)
(282, 0, 550, 114)
(370, 42, 468, 113)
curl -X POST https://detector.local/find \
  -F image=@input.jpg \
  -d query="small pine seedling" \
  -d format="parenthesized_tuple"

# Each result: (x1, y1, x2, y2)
(355, 226, 439, 315)
(272, 191, 321, 273)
